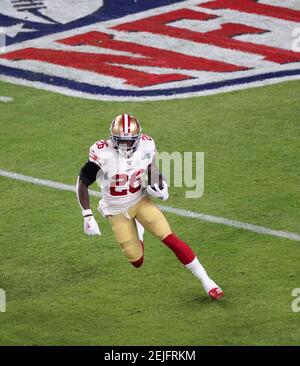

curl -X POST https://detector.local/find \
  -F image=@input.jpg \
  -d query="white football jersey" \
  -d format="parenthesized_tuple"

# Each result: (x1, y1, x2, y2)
(88, 134, 156, 216)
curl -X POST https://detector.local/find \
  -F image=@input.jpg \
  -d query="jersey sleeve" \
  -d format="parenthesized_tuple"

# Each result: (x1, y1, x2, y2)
(88, 140, 108, 168)
(89, 144, 102, 168)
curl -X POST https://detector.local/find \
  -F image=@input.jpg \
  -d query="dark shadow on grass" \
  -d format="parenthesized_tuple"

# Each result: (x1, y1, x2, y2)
(179, 289, 231, 310)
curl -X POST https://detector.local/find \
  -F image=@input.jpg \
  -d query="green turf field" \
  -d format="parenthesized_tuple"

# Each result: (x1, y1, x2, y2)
(0, 80, 300, 345)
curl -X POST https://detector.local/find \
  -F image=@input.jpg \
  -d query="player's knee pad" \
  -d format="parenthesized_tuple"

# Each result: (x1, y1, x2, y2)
(119, 239, 143, 264)
(138, 210, 171, 241)
(146, 216, 171, 241)
(153, 220, 171, 240)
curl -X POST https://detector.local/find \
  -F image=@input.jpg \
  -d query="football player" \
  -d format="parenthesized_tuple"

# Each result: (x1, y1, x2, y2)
(76, 114, 223, 300)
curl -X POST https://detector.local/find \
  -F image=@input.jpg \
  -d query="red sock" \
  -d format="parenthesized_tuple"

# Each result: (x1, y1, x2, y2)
(131, 256, 144, 268)
(162, 233, 195, 265)
(131, 241, 144, 268)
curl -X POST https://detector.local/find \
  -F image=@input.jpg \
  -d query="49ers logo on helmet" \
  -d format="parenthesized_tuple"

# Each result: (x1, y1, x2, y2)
(0, 0, 300, 100)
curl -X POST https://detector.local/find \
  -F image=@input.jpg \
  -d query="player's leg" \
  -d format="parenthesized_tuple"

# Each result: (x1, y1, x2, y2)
(109, 213, 144, 268)
(135, 197, 224, 299)
(162, 234, 223, 299)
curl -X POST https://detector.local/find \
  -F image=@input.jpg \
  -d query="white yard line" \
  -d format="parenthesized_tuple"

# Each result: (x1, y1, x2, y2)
(0, 96, 13, 103)
(160, 205, 300, 242)
(0, 168, 299, 242)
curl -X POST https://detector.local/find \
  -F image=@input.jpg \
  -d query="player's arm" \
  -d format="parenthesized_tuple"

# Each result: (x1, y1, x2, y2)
(76, 161, 101, 236)
(146, 156, 169, 201)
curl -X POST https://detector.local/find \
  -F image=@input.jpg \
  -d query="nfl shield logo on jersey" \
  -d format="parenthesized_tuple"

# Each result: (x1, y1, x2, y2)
(0, 0, 300, 101)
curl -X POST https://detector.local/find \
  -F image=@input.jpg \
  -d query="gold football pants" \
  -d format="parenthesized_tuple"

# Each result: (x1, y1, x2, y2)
(109, 197, 172, 263)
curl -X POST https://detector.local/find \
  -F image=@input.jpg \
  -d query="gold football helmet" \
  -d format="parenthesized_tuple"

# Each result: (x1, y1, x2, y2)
(110, 114, 142, 156)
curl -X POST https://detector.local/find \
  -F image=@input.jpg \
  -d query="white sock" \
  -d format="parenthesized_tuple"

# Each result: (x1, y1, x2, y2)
(185, 257, 215, 290)
(135, 219, 144, 242)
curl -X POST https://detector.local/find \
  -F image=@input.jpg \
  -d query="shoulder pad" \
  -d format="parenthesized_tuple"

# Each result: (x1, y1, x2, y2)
(89, 139, 109, 167)
(140, 134, 155, 149)
(140, 134, 156, 161)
